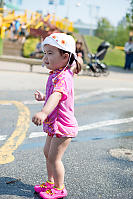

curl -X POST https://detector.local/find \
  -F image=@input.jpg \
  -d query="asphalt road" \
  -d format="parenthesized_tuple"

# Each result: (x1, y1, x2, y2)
(1, 62, 133, 199)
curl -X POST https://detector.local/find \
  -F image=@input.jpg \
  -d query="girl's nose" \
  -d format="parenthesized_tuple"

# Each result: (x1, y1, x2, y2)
(42, 55, 47, 62)
(42, 56, 45, 62)
(42, 56, 46, 67)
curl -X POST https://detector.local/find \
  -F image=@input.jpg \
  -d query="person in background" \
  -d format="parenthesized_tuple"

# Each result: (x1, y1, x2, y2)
(124, 36, 133, 70)
(19, 22, 27, 43)
(13, 19, 20, 40)
(76, 40, 84, 61)
(75, 40, 85, 69)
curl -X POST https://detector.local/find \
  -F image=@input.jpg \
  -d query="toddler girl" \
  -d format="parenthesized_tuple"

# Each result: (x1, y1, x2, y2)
(32, 33, 81, 199)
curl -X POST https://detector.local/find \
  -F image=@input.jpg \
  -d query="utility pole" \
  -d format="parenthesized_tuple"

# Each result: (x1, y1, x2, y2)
(66, 0, 69, 19)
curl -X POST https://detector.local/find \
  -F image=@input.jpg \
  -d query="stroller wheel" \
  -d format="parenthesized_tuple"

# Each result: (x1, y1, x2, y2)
(87, 70, 93, 76)
(102, 69, 110, 76)
(94, 72, 101, 77)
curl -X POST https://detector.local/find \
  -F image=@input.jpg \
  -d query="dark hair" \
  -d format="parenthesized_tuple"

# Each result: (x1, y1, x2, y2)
(59, 49, 81, 74)
(76, 40, 83, 45)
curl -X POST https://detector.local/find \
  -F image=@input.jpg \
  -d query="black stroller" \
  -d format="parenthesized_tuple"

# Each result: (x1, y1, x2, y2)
(86, 41, 110, 77)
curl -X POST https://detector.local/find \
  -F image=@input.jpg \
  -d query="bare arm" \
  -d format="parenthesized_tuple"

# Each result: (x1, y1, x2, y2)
(32, 92, 62, 126)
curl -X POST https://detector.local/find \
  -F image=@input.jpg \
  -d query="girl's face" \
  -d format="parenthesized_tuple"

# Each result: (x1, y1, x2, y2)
(42, 44, 69, 71)
(76, 42, 82, 49)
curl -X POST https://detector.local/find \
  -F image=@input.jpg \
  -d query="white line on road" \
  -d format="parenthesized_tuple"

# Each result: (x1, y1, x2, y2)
(0, 135, 7, 141)
(1, 88, 133, 141)
(78, 117, 133, 132)
(29, 131, 47, 138)
(75, 88, 133, 100)
(27, 117, 133, 138)
(1, 116, 133, 141)
(0, 88, 133, 106)
(23, 100, 43, 105)
(23, 88, 133, 104)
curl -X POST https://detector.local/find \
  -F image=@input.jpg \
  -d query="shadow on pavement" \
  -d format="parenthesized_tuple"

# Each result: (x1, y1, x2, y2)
(0, 177, 37, 198)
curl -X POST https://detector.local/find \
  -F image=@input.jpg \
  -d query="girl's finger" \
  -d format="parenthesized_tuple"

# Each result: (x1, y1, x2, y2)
(39, 120, 43, 126)
(32, 116, 35, 122)
(34, 90, 40, 95)
(35, 90, 41, 94)
(35, 93, 39, 97)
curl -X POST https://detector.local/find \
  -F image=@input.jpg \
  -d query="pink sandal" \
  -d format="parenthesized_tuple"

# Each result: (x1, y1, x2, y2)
(34, 180, 54, 193)
(39, 185, 67, 199)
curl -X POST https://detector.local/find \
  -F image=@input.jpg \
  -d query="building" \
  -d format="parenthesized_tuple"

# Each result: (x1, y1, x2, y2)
(74, 19, 97, 35)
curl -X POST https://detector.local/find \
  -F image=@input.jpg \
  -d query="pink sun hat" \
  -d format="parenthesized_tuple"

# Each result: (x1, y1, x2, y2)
(41, 33, 78, 60)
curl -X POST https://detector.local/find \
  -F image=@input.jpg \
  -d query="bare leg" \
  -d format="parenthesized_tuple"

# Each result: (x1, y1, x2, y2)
(48, 137, 72, 188)
(43, 135, 54, 183)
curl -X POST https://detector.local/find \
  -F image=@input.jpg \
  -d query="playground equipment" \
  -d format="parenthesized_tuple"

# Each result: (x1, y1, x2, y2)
(0, 8, 74, 39)
(0, 8, 27, 38)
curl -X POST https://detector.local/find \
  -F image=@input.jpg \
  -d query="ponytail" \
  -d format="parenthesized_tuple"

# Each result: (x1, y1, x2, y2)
(69, 54, 82, 74)
(74, 59, 82, 74)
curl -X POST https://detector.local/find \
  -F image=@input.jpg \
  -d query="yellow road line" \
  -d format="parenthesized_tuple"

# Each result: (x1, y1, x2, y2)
(0, 101, 30, 165)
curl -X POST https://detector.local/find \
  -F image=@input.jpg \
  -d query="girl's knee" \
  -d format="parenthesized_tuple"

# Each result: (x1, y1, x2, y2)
(48, 154, 59, 165)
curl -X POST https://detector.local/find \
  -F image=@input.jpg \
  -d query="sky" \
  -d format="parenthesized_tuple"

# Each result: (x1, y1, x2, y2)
(19, 0, 130, 27)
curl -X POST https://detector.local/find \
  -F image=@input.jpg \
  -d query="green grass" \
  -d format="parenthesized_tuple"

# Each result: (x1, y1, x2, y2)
(0, 38, 3, 55)
(84, 35, 125, 67)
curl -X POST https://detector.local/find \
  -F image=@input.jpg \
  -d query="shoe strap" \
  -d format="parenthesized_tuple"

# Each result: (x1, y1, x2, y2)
(47, 180, 54, 184)
(40, 182, 47, 188)
(45, 185, 64, 195)
(53, 184, 64, 190)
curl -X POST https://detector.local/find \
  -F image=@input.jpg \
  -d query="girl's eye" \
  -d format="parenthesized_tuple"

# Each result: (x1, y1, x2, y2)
(43, 51, 52, 55)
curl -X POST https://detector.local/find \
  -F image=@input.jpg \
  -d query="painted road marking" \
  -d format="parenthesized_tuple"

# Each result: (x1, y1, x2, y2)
(29, 131, 47, 138)
(23, 100, 43, 105)
(78, 117, 133, 132)
(0, 135, 7, 141)
(1, 116, 133, 142)
(0, 88, 133, 106)
(29, 117, 133, 138)
(0, 88, 133, 163)
(17, 88, 133, 104)
(75, 88, 133, 100)
(0, 101, 30, 165)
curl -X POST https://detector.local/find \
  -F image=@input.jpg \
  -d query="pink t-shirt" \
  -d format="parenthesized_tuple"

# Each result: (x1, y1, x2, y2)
(43, 68, 78, 137)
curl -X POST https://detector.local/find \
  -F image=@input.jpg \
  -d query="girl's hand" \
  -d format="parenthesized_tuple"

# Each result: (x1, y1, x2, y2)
(35, 90, 45, 101)
(32, 111, 47, 126)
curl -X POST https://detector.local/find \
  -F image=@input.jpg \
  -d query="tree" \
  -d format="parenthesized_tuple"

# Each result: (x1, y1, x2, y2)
(114, 23, 129, 46)
(126, 0, 133, 31)
(95, 17, 115, 41)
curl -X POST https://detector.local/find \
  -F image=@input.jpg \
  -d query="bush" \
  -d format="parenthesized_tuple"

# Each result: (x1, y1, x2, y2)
(23, 37, 39, 57)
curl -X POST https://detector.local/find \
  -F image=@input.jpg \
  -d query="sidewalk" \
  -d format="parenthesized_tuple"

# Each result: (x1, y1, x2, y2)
(0, 60, 133, 91)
